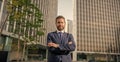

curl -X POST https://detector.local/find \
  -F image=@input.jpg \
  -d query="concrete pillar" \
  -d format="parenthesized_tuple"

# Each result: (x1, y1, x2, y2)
(72, 51, 77, 61)
(3, 36, 13, 51)
(4, 36, 13, 62)
(72, 0, 77, 61)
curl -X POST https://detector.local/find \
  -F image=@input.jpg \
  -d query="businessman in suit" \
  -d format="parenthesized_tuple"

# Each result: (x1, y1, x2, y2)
(47, 16, 76, 62)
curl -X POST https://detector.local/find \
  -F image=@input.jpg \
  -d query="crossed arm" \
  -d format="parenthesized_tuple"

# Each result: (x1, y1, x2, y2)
(47, 33, 76, 54)
(48, 41, 72, 47)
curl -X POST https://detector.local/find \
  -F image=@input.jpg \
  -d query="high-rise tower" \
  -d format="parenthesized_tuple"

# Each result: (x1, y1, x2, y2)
(74, 0, 120, 61)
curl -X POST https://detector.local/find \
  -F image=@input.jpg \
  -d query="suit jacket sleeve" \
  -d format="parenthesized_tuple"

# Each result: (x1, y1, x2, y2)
(58, 34, 76, 51)
(47, 33, 60, 54)
(47, 33, 55, 51)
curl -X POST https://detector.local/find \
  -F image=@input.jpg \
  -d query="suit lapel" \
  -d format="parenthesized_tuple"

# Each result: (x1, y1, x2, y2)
(53, 31, 61, 44)
(61, 32, 67, 44)
(53, 31, 68, 44)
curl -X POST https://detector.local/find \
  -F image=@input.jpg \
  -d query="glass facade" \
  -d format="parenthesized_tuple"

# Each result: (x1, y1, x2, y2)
(0, 0, 58, 61)
(31, 0, 58, 45)
(5, 0, 58, 46)
(75, 0, 120, 61)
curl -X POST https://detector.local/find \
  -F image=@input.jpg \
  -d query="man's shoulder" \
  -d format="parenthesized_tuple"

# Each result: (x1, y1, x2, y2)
(64, 32, 72, 35)
(48, 31, 56, 35)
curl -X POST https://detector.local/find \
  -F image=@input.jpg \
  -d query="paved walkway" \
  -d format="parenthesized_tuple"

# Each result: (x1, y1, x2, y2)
(10, 60, 88, 62)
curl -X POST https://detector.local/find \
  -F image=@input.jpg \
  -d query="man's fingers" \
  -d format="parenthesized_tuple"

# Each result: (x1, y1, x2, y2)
(47, 42, 59, 48)
(48, 42, 53, 47)
(68, 42, 72, 44)
(52, 44, 59, 48)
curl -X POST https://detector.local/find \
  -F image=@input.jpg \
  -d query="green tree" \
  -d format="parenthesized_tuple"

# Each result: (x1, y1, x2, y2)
(5, 0, 44, 61)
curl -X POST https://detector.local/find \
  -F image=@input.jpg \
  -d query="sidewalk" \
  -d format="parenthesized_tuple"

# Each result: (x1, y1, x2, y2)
(12, 60, 87, 62)
(10, 60, 88, 62)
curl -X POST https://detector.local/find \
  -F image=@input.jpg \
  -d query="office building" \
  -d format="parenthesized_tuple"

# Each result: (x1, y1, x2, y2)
(74, 0, 120, 61)
(0, 0, 58, 61)
(31, 0, 58, 46)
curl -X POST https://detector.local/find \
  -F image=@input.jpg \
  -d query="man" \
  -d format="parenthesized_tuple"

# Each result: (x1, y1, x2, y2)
(47, 16, 76, 62)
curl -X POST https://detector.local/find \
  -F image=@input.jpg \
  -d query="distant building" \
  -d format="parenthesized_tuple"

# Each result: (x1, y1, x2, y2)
(66, 19, 73, 34)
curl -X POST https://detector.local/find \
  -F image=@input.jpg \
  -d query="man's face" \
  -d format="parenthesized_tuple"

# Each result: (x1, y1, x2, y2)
(56, 18, 65, 31)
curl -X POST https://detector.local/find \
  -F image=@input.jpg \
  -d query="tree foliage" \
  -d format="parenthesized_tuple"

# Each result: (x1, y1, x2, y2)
(6, 0, 44, 41)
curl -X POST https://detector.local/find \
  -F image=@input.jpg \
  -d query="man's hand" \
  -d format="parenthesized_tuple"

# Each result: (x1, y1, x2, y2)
(48, 42, 53, 47)
(52, 43, 59, 48)
(47, 42, 59, 48)
(68, 41, 72, 44)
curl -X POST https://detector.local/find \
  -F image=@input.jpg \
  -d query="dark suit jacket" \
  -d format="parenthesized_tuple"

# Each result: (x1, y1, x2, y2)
(47, 31, 76, 62)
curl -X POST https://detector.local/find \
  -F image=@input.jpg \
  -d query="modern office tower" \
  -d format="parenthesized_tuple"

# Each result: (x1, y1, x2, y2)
(5, 0, 57, 45)
(0, 0, 58, 61)
(31, 0, 58, 46)
(74, 0, 120, 61)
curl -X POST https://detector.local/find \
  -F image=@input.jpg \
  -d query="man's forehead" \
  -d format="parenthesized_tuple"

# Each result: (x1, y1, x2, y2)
(56, 20, 65, 22)
(56, 18, 64, 20)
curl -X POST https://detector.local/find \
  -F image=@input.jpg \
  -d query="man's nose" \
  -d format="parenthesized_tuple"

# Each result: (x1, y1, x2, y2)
(59, 24, 63, 26)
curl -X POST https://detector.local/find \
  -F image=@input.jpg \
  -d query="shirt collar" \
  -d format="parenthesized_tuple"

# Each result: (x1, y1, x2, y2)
(57, 30, 64, 33)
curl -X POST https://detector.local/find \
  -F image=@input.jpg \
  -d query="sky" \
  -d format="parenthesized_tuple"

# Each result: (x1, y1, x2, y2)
(58, 0, 73, 20)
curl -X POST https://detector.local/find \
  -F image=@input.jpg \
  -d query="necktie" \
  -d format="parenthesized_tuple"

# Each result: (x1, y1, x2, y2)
(58, 32, 62, 40)
(58, 32, 62, 62)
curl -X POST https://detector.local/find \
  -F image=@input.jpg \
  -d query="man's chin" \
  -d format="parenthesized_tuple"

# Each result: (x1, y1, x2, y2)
(57, 28, 64, 31)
